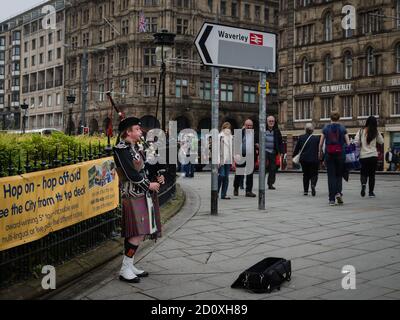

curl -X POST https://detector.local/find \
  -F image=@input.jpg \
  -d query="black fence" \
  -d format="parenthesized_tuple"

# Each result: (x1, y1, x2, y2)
(0, 145, 177, 289)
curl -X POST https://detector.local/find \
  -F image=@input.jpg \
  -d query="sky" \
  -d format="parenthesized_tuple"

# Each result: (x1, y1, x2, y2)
(0, 0, 47, 23)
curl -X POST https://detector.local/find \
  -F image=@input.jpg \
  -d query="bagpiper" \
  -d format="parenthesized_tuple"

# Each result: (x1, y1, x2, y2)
(113, 117, 164, 283)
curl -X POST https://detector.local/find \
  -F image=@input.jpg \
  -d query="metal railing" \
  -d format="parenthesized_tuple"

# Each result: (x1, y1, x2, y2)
(0, 144, 177, 288)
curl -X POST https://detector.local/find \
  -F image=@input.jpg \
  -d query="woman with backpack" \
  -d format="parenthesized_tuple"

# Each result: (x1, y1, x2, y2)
(319, 111, 350, 206)
(355, 116, 384, 198)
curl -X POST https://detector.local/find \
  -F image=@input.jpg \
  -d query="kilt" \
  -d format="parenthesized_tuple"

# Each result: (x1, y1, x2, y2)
(121, 193, 162, 240)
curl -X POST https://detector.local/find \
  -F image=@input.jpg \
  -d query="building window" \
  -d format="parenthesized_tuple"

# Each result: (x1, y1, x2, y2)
(220, 83, 233, 102)
(342, 96, 353, 119)
(367, 47, 376, 76)
(392, 91, 400, 116)
(122, 20, 129, 35)
(47, 95, 52, 107)
(232, 2, 238, 17)
(321, 97, 334, 120)
(199, 81, 211, 100)
(119, 79, 128, 98)
(98, 56, 105, 74)
(324, 55, 333, 81)
(397, 0, 400, 29)
(302, 57, 310, 84)
(39, 96, 43, 107)
(144, 48, 156, 67)
(244, 4, 251, 19)
(255, 5, 261, 20)
(48, 32, 53, 45)
(220, 1, 227, 15)
(145, 17, 158, 33)
(120, 47, 128, 69)
(57, 47, 61, 59)
(359, 93, 380, 117)
(396, 44, 400, 73)
(40, 36, 44, 47)
(176, 79, 188, 98)
(56, 93, 61, 105)
(324, 12, 333, 41)
(48, 50, 53, 62)
(143, 77, 156, 97)
(32, 39, 36, 50)
(57, 30, 62, 42)
(31, 55, 36, 67)
(295, 99, 313, 121)
(98, 84, 105, 101)
(360, 10, 382, 34)
(344, 51, 353, 79)
(177, 18, 189, 35)
(243, 85, 256, 103)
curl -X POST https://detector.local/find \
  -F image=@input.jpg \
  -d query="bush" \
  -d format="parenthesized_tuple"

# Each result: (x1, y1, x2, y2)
(0, 133, 116, 177)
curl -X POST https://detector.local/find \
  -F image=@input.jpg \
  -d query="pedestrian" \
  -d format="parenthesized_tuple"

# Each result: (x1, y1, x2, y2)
(233, 119, 258, 197)
(113, 117, 165, 283)
(218, 122, 234, 199)
(293, 123, 320, 196)
(385, 148, 394, 171)
(264, 116, 284, 190)
(355, 116, 384, 198)
(319, 111, 350, 206)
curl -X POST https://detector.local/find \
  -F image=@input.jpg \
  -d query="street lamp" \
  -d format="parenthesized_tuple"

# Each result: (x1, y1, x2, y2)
(154, 29, 176, 132)
(20, 102, 28, 134)
(66, 94, 76, 135)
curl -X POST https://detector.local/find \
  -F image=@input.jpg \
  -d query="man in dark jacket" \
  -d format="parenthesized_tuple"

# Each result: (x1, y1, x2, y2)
(293, 123, 320, 196)
(233, 119, 258, 197)
(264, 116, 284, 190)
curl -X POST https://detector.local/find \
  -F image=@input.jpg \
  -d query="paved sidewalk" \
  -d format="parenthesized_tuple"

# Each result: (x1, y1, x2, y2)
(52, 172, 400, 300)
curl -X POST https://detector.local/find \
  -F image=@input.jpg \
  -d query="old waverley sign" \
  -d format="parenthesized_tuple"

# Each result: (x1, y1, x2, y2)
(194, 22, 276, 72)
(320, 83, 352, 93)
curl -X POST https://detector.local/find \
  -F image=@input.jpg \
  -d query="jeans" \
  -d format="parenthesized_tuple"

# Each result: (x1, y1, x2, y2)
(300, 161, 319, 192)
(184, 162, 194, 177)
(325, 153, 344, 202)
(218, 164, 231, 198)
(266, 151, 277, 187)
(360, 157, 378, 193)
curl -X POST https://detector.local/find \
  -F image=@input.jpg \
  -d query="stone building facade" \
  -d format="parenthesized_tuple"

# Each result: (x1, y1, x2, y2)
(278, 0, 400, 170)
(64, 0, 279, 135)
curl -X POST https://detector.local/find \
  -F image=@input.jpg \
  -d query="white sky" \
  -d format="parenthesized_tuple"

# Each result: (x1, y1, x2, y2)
(0, 0, 48, 23)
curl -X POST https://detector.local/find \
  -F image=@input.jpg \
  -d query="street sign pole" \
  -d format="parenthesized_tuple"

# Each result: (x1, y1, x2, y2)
(259, 72, 267, 210)
(211, 66, 220, 215)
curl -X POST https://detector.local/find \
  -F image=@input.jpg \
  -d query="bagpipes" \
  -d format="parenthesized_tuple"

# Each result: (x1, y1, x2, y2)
(106, 92, 167, 181)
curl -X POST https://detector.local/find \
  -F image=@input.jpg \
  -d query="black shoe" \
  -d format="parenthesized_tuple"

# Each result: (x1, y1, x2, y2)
(304, 192, 308, 196)
(361, 185, 366, 197)
(136, 271, 149, 278)
(246, 192, 256, 197)
(221, 196, 231, 200)
(234, 189, 239, 196)
(311, 186, 316, 197)
(268, 186, 276, 190)
(119, 275, 141, 283)
(369, 192, 376, 198)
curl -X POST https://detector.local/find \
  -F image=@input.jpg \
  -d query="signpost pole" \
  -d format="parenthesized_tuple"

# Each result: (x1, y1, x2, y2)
(258, 72, 267, 210)
(211, 66, 220, 215)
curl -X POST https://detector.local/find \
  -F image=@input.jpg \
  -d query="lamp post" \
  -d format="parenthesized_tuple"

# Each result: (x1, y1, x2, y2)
(154, 29, 176, 132)
(66, 94, 76, 135)
(20, 102, 28, 134)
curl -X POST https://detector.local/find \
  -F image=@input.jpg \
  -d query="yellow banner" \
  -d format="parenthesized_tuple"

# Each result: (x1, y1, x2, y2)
(0, 157, 119, 251)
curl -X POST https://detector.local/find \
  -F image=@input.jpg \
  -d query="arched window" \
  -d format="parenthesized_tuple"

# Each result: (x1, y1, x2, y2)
(396, 44, 400, 73)
(303, 57, 310, 83)
(344, 51, 353, 79)
(325, 55, 333, 81)
(367, 47, 375, 76)
(324, 12, 333, 41)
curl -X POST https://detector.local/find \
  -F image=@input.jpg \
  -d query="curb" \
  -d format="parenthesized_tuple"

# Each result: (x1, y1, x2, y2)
(0, 184, 187, 300)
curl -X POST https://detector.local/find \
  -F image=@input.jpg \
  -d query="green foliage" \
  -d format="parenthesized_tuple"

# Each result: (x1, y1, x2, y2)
(0, 133, 116, 176)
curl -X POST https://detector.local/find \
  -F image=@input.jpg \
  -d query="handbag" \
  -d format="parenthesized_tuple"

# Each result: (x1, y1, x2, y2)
(231, 257, 291, 294)
(293, 135, 313, 165)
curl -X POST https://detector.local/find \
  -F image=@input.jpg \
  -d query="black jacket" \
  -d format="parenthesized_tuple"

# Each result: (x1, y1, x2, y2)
(293, 134, 320, 164)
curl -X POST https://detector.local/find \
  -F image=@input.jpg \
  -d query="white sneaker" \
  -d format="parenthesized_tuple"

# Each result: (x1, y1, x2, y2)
(119, 256, 140, 283)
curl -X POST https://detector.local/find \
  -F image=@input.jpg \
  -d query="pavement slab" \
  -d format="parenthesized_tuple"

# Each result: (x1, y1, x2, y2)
(51, 173, 400, 300)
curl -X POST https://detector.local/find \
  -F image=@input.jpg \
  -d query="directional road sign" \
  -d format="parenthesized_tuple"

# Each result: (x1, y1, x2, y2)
(194, 22, 276, 73)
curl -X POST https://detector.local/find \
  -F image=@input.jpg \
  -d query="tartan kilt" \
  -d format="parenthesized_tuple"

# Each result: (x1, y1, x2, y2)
(121, 193, 162, 240)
